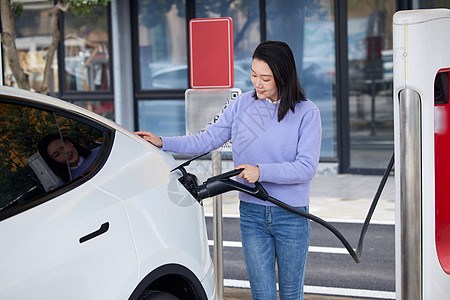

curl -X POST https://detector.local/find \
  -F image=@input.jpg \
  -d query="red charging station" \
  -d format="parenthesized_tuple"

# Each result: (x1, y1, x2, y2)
(434, 69, 450, 274)
(393, 9, 450, 300)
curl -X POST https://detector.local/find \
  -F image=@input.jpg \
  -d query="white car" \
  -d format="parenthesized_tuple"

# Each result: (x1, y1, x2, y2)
(0, 86, 215, 300)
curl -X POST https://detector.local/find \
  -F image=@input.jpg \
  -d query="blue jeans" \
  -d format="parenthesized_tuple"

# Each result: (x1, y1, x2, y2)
(239, 201, 310, 300)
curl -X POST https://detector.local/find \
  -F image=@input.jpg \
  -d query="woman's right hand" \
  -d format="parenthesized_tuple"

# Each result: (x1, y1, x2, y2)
(135, 131, 163, 148)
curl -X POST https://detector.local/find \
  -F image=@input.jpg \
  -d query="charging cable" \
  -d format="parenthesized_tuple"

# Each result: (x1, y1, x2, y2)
(193, 153, 394, 263)
(261, 153, 394, 263)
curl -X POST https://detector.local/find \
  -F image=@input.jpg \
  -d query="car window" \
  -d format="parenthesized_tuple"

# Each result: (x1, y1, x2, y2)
(0, 101, 108, 219)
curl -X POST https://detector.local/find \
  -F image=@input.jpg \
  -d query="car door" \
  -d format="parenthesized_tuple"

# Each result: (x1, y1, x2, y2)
(0, 99, 138, 300)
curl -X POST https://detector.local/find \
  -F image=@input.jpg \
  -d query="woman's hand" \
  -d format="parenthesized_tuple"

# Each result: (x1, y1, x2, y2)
(135, 131, 162, 148)
(236, 164, 260, 184)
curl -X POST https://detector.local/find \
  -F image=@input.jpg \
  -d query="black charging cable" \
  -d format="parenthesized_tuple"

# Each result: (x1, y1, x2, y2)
(258, 154, 394, 263)
(195, 153, 395, 263)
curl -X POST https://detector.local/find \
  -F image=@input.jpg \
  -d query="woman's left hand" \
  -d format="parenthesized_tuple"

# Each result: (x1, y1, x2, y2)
(236, 164, 260, 184)
(135, 131, 163, 148)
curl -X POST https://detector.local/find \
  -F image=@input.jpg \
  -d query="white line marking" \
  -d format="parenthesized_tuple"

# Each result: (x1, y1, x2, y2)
(208, 240, 352, 254)
(204, 213, 395, 225)
(205, 213, 239, 218)
(209, 240, 242, 248)
(224, 279, 250, 289)
(308, 246, 351, 254)
(224, 279, 395, 299)
(319, 217, 395, 225)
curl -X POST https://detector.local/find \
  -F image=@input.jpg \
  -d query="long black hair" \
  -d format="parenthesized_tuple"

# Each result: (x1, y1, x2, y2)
(38, 134, 90, 183)
(252, 40, 307, 122)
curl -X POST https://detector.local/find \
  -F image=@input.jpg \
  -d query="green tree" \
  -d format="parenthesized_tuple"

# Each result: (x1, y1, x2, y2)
(0, 0, 111, 94)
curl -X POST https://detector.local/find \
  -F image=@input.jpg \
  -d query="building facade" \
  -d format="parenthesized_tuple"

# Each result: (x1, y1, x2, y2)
(1, 0, 447, 174)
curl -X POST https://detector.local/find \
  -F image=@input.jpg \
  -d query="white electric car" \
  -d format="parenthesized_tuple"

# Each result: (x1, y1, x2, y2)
(0, 86, 215, 300)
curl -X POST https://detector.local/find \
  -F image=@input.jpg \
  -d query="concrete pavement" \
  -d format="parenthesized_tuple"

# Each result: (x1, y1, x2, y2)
(224, 287, 382, 300)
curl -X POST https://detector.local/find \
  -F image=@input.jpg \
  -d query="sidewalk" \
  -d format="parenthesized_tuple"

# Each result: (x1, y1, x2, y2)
(203, 173, 396, 223)
(224, 287, 380, 300)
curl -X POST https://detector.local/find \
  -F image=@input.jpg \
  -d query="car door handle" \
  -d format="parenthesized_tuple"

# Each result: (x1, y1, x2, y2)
(79, 222, 109, 243)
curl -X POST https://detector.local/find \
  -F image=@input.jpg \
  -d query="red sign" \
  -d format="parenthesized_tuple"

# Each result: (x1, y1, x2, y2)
(189, 17, 234, 89)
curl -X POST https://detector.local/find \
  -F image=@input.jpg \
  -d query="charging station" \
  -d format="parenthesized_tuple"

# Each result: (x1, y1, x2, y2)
(393, 8, 450, 300)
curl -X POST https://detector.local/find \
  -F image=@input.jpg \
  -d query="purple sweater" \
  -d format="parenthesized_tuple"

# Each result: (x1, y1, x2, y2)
(162, 91, 322, 207)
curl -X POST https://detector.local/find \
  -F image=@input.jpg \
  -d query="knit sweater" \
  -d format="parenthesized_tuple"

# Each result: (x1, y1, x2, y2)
(162, 91, 322, 207)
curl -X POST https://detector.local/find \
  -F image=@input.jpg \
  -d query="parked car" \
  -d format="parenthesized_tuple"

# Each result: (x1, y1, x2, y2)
(0, 86, 215, 300)
(150, 63, 254, 92)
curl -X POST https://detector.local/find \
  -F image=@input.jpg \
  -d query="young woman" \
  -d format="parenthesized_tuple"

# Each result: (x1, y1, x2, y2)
(136, 40, 322, 300)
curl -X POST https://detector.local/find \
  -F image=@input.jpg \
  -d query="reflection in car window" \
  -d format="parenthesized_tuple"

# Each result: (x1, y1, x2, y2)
(0, 102, 104, 216)
(37, 134, 102, 185)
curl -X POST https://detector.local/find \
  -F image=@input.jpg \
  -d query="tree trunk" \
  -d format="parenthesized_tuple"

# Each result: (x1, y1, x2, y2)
(40, 4, 62, 95)
(0, 0, 30, 90)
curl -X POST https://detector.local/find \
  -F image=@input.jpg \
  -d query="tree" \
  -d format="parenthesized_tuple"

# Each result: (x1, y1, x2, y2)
(0, 0, 111, 94)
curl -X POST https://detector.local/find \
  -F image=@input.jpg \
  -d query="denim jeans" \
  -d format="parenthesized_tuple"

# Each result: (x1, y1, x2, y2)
(239, 201, 310, 300)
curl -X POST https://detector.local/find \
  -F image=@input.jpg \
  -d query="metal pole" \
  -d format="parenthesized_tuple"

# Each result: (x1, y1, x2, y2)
(399, 88, 422, 300)
(0, 39, 3, 86)
(111, 0, 135, 130)
(212, 150, 224, 300)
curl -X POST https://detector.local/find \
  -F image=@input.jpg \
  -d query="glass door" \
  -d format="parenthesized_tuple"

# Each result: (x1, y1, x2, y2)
(347, 1, 396, 170)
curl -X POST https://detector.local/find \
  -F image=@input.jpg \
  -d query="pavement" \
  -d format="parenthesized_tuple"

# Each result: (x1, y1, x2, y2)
(223, 287, 375, 300)
(223, 287, 381, 300)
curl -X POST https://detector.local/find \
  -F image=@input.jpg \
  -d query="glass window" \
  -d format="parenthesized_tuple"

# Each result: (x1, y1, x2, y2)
(266, 0, 336, 159)
(138, 100, 185, 137)
(347, 1, 395, 169)
(414, 0, 450, 8)
(196, 0, 260, 93)
(138, 0, 187, 90)
(70, 100, 115, 120)
(2, 1, 59, 93)
(0, 101, 105, 218)
(64, 6, 111, 92)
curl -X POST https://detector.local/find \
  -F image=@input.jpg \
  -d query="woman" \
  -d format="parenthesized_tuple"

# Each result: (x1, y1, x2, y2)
(136, 41, 322, 299)
(38, 134, 100, 184)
